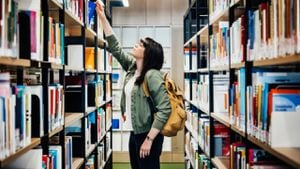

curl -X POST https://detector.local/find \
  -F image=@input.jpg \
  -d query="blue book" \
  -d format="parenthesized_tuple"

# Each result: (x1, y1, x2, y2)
(239, 68, 246, 130)
(88, 1, 96, 26)
(49, 149, 58, 169)
(273, 93, 300, 112)
(60, 24, 64, 64)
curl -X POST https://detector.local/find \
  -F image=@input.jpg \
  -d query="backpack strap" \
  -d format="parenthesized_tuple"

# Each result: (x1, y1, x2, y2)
(142, 77, 158, 115)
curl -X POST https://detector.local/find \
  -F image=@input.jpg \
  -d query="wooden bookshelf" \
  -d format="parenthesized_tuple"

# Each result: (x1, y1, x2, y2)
(86, 107, 96, 116)
(65, 113, 84, 127)
(211, 113, 230, 127)
(231, 125, 246, 137)
(210, 65, 229, 71)
(72, 158, 84, 169)
(65, 10, 84, 28)
(209, 8, 229, 25)
(86, 144, 97, 158)
(49, 126, 64, 138)
(65, 65, 84, 72)
(49, 0, 63, 9)
(40, 61, 63, 69)
(0, 138, 41, 166)
(230, 62, 245, 69)
(211, 157, 230, 169)
(85, 68, 97, 73)
(0, 57, 30, 67)
(253, 55, 300, 67)
(184, 25, 209, 47)
(248, 135, 300, 169)
(198, 68, 209, 72)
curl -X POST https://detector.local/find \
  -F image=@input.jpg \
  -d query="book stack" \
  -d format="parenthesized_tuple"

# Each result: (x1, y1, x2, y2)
(229, 68, 246, 131)
(198, 117, 210, 155)
(247, 0, 300, 61)
(230, 15, 246, 64)
(246, 71, 300, 145)
(48, 17, 65, 64)
(197, 75, 209, 112)
(210, 21, 230, 67)
(0, 0, 18, 57)
(230, 142, 246, 169)
(48, 84, 64, 132)
(65, 0, 83, 21)
(209, 0, 229, 20)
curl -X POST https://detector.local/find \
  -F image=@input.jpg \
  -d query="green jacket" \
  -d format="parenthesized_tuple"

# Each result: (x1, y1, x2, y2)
(107, 34, 171, 134)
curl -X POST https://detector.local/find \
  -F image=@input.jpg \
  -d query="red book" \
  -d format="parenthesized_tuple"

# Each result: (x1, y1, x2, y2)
(42, 155, 49, 169)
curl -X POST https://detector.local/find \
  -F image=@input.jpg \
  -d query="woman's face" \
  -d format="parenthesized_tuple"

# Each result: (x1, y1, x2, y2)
(131, 39, 147, 59)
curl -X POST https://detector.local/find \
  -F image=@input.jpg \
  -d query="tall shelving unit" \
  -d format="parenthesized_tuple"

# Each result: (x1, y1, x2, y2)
(183, 0, 300, 169)
(0, 0, 113, 168)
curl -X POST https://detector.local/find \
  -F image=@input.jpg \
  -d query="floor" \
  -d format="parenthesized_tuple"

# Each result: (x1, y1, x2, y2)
(113, 163, 185, 169)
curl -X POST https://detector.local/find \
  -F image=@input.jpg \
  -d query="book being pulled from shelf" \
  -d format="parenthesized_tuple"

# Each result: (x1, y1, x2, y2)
(210, 21, 230, 67)
(0, 72, 44, 160)
(247, 0, 300, 61)
(86, 0, 96, 30)
(246, 71, 300, 145)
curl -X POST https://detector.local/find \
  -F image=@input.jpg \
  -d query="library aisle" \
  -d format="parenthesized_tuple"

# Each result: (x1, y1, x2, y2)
(1, 0, 300, 169)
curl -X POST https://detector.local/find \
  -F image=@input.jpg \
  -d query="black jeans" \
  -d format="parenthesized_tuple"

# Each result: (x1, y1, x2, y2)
(129, 131, 164, 169)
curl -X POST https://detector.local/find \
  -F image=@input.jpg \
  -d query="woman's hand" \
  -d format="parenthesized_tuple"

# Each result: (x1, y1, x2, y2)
(96, 0, 106, 20)
(140, 138, 153, 159)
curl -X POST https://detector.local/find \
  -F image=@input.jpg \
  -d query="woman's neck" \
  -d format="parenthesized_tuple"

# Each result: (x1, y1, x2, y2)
(135, 59, 143, 74)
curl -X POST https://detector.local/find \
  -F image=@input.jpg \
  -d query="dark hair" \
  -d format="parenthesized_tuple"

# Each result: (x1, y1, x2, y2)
(135, 37, 164, 85)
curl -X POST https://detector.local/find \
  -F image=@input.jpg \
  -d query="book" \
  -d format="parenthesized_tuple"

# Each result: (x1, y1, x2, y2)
(3, 149, 43, 169)
(86, 47, 95, 70)
(67, 45, 83, 70)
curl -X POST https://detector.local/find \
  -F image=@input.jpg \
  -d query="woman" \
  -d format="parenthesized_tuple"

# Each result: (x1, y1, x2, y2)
(96, 2, 171, 169)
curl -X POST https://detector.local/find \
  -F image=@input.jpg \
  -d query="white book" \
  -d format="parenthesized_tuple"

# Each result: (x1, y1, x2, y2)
(67, 45, 83, 70)
(49, 146, 62, 169)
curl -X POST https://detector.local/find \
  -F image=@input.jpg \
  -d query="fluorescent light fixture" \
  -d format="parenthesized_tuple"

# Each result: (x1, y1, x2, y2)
(122, 0, 129, 7)
(110, 0, 129, 7)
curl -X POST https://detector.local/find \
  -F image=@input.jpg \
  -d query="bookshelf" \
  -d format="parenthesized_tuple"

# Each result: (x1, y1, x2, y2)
(184, 0, 300, 169)
(0, 0, 113, 169)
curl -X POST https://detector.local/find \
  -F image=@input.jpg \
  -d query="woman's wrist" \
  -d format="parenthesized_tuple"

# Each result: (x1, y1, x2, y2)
(146, 135, 154, 142)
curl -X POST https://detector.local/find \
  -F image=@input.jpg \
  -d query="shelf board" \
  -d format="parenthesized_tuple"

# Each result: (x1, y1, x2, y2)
(72, 158, 84, 169)
(198, 68, 209, 72)
(253, 55, 300, 67)
(85, 68, 97, 73)
(184, 70, 198, 73)
(231, 125, 246, 137)
(49, 126, 64, 138)
(49, 0, 63, 9)
(211, 113, 230, 127)
(211, 157, 230, 169)
(65, 113, 84, 127)
(0, 57, 30, 67)
(86, 144, 97, 158)
(0, 138, 40, 166)
(209, 7, 229, 25)
(248, 135, 300, 169)
(65, 65, 84, 72)
(230, 62, 245, 69)
(65, 10, 84, 28)
(86, 107, 96, 116)
(210, 65, 229, 71)
(184, 25, 209, 47)
(39, 61, 63, 69)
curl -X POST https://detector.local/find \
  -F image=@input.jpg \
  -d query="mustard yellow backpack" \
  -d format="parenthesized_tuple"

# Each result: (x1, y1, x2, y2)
(143, 73, 187, 137)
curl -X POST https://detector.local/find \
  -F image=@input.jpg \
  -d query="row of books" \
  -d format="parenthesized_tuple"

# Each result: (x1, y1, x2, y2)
(48, 84, 64, 132)
(230, 15, 246, 64)
(196, 75, 209, 112)
(230, 143, 289, 169)
(67, 46, 112, 71)
(186, 110, 198, 133)
(184, 78, 197, 101)
(247, 0, 300, 61)
(210, 21, 230, 67)
(184, 48, 197, 71)
(246, 71, 300, 147)
(209, 0, 229, 21)
(0, 0, 43, 60)
(213, 73, 229, 114)
(198, 117, 210, 156)
(185, 132, 198, 169)
(65, 0, 84, 22)
(48, 18, 65, 64)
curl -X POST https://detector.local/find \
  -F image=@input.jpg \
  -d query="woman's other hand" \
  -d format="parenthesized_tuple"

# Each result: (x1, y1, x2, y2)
(96, 0, 106, 20)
